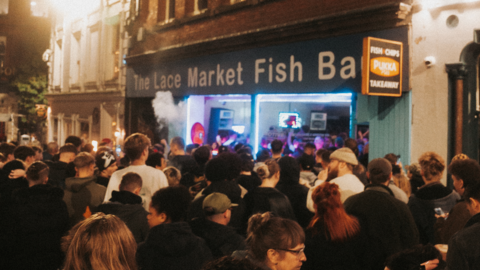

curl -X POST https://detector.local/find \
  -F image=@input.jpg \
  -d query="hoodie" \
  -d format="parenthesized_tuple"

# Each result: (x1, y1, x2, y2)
(137, 222, 213, 270)
(1, 185, 69, 270)
(63, 176, 106, 226)
(408, 182, 461, 244)
(96, 190, 149, 243)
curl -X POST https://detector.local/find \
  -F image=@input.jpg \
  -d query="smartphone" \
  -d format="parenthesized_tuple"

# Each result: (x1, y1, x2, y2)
(434, 207, 445, 216)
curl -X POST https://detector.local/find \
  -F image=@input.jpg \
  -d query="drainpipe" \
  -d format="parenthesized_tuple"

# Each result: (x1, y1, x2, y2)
(445, 63, 468, 155)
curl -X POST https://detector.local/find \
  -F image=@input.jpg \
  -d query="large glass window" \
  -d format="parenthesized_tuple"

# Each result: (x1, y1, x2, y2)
(70, 32, 81, 86)
(30, 0, 48, 17)
(157, 0, 175, 23)
(86, 26, 99, 82)
(104, 16, 120, 81)
(53, 39, 62, 87)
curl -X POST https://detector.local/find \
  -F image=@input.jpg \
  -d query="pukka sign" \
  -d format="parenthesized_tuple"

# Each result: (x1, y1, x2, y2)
(362, 37, 403, 97)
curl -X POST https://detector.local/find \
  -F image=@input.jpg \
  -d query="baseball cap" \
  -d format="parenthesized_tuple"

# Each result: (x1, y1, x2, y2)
(203, 192, 238, 215)
(368, 158, 392, 175)
(95, 150, 117, 172)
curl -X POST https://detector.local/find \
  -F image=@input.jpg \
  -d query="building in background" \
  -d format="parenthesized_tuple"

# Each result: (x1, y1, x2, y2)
(123, 0, 480, 186)
(46, 0, 130, 146)
(0, 0, 50, 143)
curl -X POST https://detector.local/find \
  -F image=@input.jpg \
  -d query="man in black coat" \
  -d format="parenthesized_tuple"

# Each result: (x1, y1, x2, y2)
(344, 158, 419, 270)
(1, 161, 69, 270)
(45, 143, 77, 189)
(137, 186, 212, 270)
(190, 192, 245, 258)
(96, 172, 149, 243)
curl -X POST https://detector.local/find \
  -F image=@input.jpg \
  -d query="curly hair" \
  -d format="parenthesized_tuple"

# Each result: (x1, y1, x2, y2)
(418, 152, 445, 180)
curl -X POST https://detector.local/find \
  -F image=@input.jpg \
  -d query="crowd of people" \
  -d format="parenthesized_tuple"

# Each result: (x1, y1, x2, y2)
(0, 133, 479, 270)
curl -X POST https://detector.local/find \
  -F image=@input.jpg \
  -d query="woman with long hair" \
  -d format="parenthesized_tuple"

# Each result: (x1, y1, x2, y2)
(302, 182, 367, 270)
(242, 212, 306, 270)
(62, 213, 137, 270)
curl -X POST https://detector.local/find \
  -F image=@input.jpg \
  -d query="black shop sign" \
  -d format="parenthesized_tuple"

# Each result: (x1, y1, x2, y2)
(362, 37, 403, 97)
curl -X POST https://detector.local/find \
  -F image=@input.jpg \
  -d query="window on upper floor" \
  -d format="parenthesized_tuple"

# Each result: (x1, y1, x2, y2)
(221, 0, 244, 5)
(70, 31, 81, 86)
(86, 25, 99, 83)
(30, 0, 48, 17)
(53, 38, 63, 87)
(185, 0, 207, 15)
(0, 36, 6, 68)
(104, 16, 120, 81)
(0, 0, 8, 15)
(157, 0, 175, 23)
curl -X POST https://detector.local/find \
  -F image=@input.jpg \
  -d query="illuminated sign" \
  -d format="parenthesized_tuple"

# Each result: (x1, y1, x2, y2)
(362, 37, 403, 97)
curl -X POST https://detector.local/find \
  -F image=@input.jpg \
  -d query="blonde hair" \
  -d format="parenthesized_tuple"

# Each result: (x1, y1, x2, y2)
(62, 213, 137, 270)
(418, 152, 445, 180)
(257, 159, 280, 180)
(393, 174, 411, 198)
(163, 166, 181, 186)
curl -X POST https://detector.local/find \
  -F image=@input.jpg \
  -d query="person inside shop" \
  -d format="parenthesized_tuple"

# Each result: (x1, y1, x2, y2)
(167, 136, 197, 176)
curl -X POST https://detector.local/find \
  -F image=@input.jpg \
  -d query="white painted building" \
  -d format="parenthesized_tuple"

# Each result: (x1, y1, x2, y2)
(46, 0, 131, 146)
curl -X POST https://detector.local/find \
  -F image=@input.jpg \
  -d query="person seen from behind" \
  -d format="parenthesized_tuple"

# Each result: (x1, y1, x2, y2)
(62, 213, 137, 270)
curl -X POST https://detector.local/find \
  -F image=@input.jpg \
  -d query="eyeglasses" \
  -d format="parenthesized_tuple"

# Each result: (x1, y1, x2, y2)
(276, 247, 305, 259)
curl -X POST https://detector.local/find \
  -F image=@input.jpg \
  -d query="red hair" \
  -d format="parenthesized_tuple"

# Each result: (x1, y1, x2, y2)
(308, 182, 360, 242)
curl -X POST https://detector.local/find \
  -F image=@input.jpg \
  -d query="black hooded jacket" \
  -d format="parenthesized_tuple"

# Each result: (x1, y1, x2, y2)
(2, 185, 69, 270)
(189, 217, 246, 258)
(137, 222, 213, 270)
(96, 190, 149, 243)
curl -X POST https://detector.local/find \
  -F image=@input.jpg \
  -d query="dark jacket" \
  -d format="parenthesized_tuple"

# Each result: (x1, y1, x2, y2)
(96, 190, 149, 243)
(435, 199, 472, 244)
(4, 185, 69, 270)
(344, 185, 419, 270)
(188, 181, 246, 233)
(302, 223, 368, 270)
(408, 182, 461, 244)
(276, 183, 313, 228)
(137, 222, 213, 270)
(168, 155, 197, 175)
(45, 160, 68, 189)
(63, 175, 106, 226)
(236, 174, 261, 193)
(189, 217, 246, 258)
(447, 212, 480, 270)
(96, 175, 110, 187)
(243, 187, 296, 221)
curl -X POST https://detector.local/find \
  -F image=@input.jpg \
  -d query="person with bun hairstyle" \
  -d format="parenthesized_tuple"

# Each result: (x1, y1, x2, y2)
(62, 213, 137, 270)
(408, 151, 460, 244)
(302, 182, 367, 270)
(243, 159, 296, 226)
(234, 212, 306, 270)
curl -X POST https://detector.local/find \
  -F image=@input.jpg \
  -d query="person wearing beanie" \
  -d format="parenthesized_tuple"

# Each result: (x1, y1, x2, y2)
(307, 148, 364, 211)
(343, 158, 419, 270)
(95, 149, 118, 187)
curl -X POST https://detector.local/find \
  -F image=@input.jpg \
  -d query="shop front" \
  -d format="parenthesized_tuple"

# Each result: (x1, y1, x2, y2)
(125, 26, 410, 162)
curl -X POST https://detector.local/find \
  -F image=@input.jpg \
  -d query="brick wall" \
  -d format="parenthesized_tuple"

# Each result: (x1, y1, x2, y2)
(131, 0, 408, 56)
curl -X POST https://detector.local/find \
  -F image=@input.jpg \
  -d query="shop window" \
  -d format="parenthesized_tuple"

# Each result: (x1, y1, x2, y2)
(53, 39, 63, 87)
(70, 31, 81, 86)
(86, 26, 99, 83)
(0, 0, 8, 15)
(157, 0, 175, 23)
(185, 0, 207, 15)
(104, 17, 120, 81)
(30, 0, 48, 17)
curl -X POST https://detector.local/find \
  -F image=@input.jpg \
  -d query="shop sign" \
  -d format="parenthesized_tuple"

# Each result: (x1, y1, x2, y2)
(127, 27, 408, 97)
(362, 37, 403, 97)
